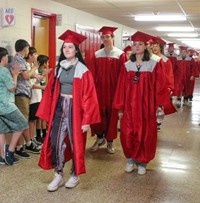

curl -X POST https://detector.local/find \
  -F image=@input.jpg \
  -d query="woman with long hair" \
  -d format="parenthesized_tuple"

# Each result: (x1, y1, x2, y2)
(36, 30, 100, 192)
(113, 31, 176, 175)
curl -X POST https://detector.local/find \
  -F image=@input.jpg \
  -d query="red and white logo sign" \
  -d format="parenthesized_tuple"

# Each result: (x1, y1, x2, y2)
(2, 8, 15, 27)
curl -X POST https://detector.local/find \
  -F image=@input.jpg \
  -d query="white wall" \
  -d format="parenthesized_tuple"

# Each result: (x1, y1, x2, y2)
(0, 0, 137, 56)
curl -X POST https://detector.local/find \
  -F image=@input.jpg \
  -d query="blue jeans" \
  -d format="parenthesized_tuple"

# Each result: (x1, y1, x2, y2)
(127, 158, 147, 167)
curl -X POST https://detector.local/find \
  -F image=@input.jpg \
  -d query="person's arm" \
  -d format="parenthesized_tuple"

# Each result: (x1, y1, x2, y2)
(21, 61, 39, 80)
(32, 84, 45, 90)
(9, 64, 21, 92)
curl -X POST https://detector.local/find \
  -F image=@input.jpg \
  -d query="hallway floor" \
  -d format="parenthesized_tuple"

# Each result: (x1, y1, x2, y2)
(1, 80, 200, 203)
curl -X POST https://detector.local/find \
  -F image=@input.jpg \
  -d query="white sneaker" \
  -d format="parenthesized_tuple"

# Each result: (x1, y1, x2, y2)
(47, 173, 64, 192)
(176, 100, 181, 108)
(65, 175, 80, 188)
(185, 101, 192, 107)
(137, 165, 146, 175)
(124, 163, 134, 173)
(107, 142, 115, 154)
(89, 138, 106, 152)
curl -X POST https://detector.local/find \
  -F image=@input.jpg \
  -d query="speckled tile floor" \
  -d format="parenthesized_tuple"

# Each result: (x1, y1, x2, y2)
(1, 79, 200, 203)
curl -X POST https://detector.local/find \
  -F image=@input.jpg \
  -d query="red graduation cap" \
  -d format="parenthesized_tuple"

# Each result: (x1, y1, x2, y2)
(131, 31, 154, 43)
(123, 45, 132, 52)
(58, 29, 87, 45)
(188, 49, 197, 54)
(153, 36, 166, 45)
(168, 43, 175, 48)
(179, 46, 188, 51)
(98, 26, 118, 35)
(147, 38, 154, 44)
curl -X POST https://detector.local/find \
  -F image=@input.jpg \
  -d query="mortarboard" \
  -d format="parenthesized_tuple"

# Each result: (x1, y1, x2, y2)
(147, 39, 154, 44)
(179, 46, 188, 51)
(58, 30, 87, 45)
(98, 26, 118, 35)
(168, 43, 175, 48)
(131, 31, 154, 43)
(123, 45, 132, 52)
(188, 49, 197, 54)
(153, 36, 166, 45)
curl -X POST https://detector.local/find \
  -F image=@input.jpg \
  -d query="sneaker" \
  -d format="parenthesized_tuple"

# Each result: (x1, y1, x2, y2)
(183, 100, 188, 106)
(138, 165, 146, 175)
(107, 142, 115, 154)
(32, 138, 42, 146)
(89, 138, 106, 152)
(13, 155, 19, 164)
(124, 163, 134, 173)
(0, 155, 19, 165)
(65, 175, 80, 188)
(35, 136, 44, 144)
(47, 173, 64, 192)
(31, 139, 42, 150)
(15, 147, 30, 159)
(25, 142, 41, 154)
(4, 144, 14, 165)
(0, 156, 5, 165)
(185, 101, 192, 107)
(188, 101, 192, 107)
(176, 100, 181, 108)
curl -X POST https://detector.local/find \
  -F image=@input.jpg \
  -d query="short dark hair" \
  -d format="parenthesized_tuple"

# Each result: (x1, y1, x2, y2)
(0, 47, 8, 62)
(37, 55, 49, 66)
(130, 49, 150, 62)
(15, 39, 30, 52)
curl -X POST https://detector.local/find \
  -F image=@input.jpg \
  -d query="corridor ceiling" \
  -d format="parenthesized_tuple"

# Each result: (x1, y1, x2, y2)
(53, 0, 200, 50)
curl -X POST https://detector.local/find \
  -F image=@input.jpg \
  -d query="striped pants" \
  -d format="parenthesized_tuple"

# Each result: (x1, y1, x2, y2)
(50, 96, 74, 174)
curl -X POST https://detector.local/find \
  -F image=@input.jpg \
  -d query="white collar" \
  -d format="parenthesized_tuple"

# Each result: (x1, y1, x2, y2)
(60, 58, 78, 70)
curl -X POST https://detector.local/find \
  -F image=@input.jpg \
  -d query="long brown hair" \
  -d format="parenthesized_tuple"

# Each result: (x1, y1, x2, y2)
(130, 49, 150, 62)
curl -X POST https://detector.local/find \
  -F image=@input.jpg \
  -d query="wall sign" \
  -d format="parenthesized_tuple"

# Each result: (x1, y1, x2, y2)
(1, 8, 16, 27)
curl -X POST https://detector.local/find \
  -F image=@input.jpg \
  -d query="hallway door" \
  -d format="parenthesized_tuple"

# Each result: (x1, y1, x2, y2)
(31, 9, 56, 69)
(33, 16, 49, 56)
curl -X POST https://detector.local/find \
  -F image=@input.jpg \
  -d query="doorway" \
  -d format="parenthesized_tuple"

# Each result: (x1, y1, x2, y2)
(31, 9, 56, 68)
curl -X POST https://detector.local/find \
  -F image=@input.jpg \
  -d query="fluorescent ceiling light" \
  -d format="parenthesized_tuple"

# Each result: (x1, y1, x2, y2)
(177, 38, 200, 41)
(156, 26, 194, 32)
(179, 40, 200, 44)
(135, 15, 186, 21)
(167, 33, 198, 37)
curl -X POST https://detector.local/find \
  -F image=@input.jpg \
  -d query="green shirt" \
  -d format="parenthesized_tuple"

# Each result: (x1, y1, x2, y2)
(0, 66, 18, 115)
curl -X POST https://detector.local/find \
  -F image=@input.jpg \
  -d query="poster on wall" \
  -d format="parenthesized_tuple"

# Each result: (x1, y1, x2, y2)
(1, 8, 16, 27)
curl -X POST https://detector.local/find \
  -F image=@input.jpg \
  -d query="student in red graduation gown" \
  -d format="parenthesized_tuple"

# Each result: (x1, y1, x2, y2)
(112, 31, 176, 175)
(152, 36, 174, 94)
(123, 45, 132, 59)
(173, 46, 199, 107)
(165, 43, 178, 73)
(36, 30, 100, 192)
(89, 26, 128, 154)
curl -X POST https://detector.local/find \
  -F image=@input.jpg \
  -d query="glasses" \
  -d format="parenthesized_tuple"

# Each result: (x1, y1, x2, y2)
(133, 71, 141, 83)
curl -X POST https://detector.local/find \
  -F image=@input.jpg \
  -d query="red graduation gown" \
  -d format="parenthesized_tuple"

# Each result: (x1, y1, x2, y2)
(174, 56, 199, 97)
(160, 55, 174, 93)
(165, 53, 178, 73)
(36, 62, 101, 175)
(89, 47, 127, 140)
(112, 59, 176, 164)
